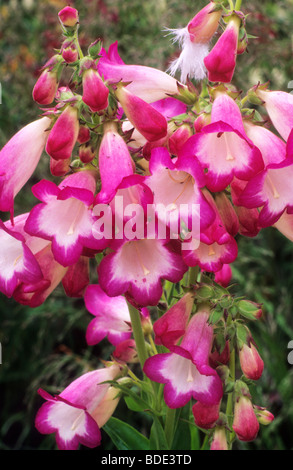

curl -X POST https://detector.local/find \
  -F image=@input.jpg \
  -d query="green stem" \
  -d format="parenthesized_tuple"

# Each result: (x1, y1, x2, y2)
(188, 266, 199, 287)
(164, 407, 176, 449)
(235, 0, 242, 10)
(74, 31, 84, 59)
(226, 347, 236, 449)
(127, 301, 148, 367)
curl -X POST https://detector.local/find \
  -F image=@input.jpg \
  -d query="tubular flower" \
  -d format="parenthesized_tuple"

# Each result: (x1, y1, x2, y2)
(239, 343, 264, 381)
(204, 16, 241, 83)
(82, 66, 109, 112)
(255, 88, 293, 142)
(182, 190, 238, 273)
(0, 117, 51, 217)
(238, 157, 293, 228)
(145, 146, 215, 239)
(35, 364, 121, 450)
(46, 105, 79, 161)
(98, 41, 182, 103)
(115, 85, 168, 143)
(153, 292, 195, 348)
(210, 426, 228, 450)
(0, 216, 43, 298)
(232, 394, 260, 442)
(95, 121, 134, 204)
(182, 93, 264, 192)
(167, 1, 222, 82)
(24, 171, 108, 267)
(143, 311, 223, 408)
(97, 238, 188, 307)
(192, 401, 221, 430)
(84, 284, 132, 346)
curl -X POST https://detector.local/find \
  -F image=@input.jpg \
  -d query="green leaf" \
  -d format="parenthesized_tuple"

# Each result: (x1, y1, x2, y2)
(149, 416, 169, 451)
(103, 417, 150, 450)
(124, 395, 146, 412)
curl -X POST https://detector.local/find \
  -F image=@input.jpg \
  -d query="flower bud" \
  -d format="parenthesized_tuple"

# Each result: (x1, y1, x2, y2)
(187, 2, 222, 44)
(204, 16, 241, 83)
(210, 426, 228, 450)
(61, 40, 79, 63)
(32, 69, 58, 105)
(115, 84, 168, 142)
(46, 106, 79, 160)
(232, 395, 259, 442)
(113, 339, 138, 364)
(77, 125, 91, 144)
(192, 401, 220, 430)
(50, 157, 70, 177)
(82, 67, 109, 112)
(214, 192, 239, 237)
(79, 142, 96, 163)
(239, 342, 264, 381)
(253, 405, 275, 426)
(168, 124, 192, 156)
(58, 6, 79, 28)
(237, 299, 263, 321)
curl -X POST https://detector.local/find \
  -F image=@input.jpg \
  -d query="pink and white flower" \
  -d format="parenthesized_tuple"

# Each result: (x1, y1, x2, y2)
(143, 311, 223, 408)
(84, 284, 132, 346)
(0, 117, 50, 217)
(98, 41, 182, 103)
(97, 238, 188, 307)
(255, 88, 293, 142)
(24, 171, 108, 267)
(35, 364, 121, 450)
(238, 157, 293, 227)
(182, 93, 264, 192)
(0, 216, 43, 297)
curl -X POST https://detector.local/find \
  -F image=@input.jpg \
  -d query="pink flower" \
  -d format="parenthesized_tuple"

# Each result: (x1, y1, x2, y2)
(84, 284, 132, 346)
(231, 178, 261, 238)
(214, 264, 232, 288)
(143, 311, 223, 408)
(35, 364, 121, 450)
(82, 68, 109, 112)
(183, 93, 264, 192)
(95, 121, 134, 204)
(182, 190, 238, 273)
(32, 69, 59, 105)
(239, 343, 264, 381)
(255, 88, 293, 141)
(232, 395, 259, 442)
(0, 117, 50, 217)
(61, 40, 79, 64)
(204, 17, 240, 83)
(0, 216, 43, 297)
(24, 171, 108, 267)
(153, 292, 195, 348)
(98, 41, 181, 103)
(113, 339, 138, 364)
(192, 401, 221, 430)
(46, 106, 79, 161)
(145, 146, 215, 238)
(115, 85, 168, 142)
(97, 238, 187, 307)
(238, 157, 293, 228)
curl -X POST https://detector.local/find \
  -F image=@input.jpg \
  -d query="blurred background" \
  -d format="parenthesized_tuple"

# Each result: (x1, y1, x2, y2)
(1, 0, 293, 450)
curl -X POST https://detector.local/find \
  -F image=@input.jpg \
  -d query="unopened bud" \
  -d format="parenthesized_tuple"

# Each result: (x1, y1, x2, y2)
(253, 405, 275, 426)
(58, 6, 79, 28)
(79, 143, 96, 163)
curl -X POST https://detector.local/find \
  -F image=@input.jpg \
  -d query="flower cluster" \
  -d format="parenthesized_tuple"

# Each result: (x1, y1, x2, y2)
(1, 1, 289, 450)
